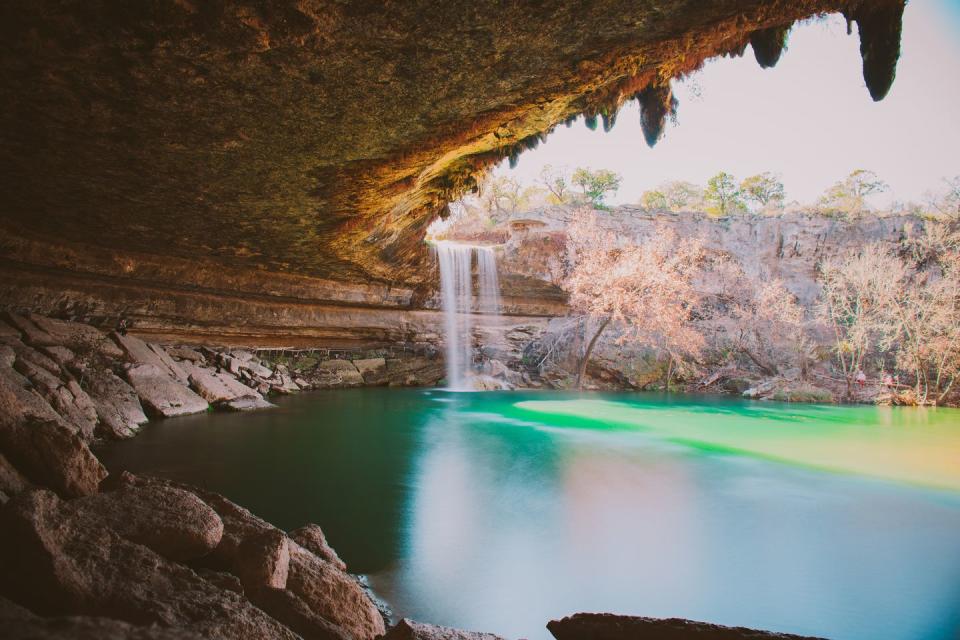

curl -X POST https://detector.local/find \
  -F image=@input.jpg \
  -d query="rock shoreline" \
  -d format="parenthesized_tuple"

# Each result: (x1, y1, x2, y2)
(1, 312, 828, 639)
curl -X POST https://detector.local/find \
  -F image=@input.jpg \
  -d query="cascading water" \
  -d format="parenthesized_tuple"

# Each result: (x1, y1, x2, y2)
(434, 241, 502, 390)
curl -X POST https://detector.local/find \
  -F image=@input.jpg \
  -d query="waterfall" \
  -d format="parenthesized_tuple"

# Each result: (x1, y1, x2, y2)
(434, 241, 501, 390)
(475, 246, 501, 315)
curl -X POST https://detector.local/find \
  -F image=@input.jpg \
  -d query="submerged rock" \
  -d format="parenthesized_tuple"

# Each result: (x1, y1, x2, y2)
(547, 613, 826, 640)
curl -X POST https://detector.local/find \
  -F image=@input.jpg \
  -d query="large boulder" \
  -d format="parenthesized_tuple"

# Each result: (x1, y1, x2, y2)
(546, 613, 826, 640)
(290, 524, 347, 571)
(382, 619, 505, 640)
(124, 364, 208, 418)
(85, 370, 149, 439)
(0, 490, 299, 640)
(74, 479, 224, 562)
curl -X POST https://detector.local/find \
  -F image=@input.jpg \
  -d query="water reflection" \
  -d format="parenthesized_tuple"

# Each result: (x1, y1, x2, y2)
(97, 390, 960, 640)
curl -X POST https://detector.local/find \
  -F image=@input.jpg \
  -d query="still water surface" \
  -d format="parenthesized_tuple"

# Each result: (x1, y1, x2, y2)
(97, 390, 960, 640)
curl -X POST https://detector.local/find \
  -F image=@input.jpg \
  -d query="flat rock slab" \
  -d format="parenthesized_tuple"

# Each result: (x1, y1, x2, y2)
(547, 613, 827, 640)
(125, 364, 208, 418)
(113, 333, 186, 381)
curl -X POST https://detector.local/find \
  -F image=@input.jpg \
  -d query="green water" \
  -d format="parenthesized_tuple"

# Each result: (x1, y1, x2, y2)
(96, 390, 960, 640)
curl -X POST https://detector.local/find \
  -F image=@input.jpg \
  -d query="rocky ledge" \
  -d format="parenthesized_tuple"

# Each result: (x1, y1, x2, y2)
(0, 311, 444, 500)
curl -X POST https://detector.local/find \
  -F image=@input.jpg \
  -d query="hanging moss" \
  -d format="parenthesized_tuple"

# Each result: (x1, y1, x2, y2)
(637, 83, 677, 148)
(845, 0, 905, 101)
(749, 24, 791, 69)
(583, 113, 598, 130)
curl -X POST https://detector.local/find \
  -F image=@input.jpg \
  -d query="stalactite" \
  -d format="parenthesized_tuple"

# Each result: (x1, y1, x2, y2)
(637, 83, 677, 148)
(601, 110, 618, 133)
(583, 113, 598, 131)
(844, 0, 905, 101)
(749, 24, 791, 69)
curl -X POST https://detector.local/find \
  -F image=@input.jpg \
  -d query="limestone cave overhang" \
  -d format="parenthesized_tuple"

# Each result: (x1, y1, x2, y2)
(0, 0, 905, 291)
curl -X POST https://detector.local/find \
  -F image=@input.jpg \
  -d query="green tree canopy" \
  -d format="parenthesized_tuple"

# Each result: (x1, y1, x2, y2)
(818, 169, 888, 217)
(640, 189, 668, 210)
(704, 172, 745, 216)
(571, 167, 622, 209)
(740, 172, 785, 211)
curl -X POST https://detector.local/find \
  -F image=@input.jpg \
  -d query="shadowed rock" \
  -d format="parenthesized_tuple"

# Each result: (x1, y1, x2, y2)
(547, 613, 827, 640)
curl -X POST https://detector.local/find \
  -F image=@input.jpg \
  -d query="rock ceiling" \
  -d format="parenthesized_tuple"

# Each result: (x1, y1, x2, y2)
(0, 0, 904, 286)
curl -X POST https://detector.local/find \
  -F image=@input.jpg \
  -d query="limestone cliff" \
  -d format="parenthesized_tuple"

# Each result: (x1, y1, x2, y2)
(1, 0, 905, 308)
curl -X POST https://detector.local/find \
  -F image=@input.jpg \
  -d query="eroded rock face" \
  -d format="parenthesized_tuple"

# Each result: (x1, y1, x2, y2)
(0, 0, 905, 296)
(547, 613, 826, 640)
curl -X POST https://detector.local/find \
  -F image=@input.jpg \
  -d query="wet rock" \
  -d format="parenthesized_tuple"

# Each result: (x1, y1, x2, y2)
(383, 619, 505, 640)
(289, 524, 347, 571)
(546, 613, 826, 640)
(353, 358, 387, 384)
(124, 364, 208, 418)
(75, 483, 224, 562)
(85, 370, 149, 439)
(470, 375, 512, 391)
(234, 529, 290, 591)
(286, 542, 386, 640)
(224, 396, 274, 411)
(0, 490, 299, 640)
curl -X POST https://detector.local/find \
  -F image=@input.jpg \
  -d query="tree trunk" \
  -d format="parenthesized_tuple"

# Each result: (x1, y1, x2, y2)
(577, 316, 611, 390)
(664, 356, 674, 392)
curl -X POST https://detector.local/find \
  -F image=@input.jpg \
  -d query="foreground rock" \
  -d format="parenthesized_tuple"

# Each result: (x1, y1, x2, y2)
(124, 474, 387, 640)
(547, 613, 826, 640)
(0, 596, 206, 640)
(0, 490, 299, 640)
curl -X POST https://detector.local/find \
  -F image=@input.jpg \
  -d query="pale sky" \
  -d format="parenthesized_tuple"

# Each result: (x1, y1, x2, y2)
(496, 0, 960, 207)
